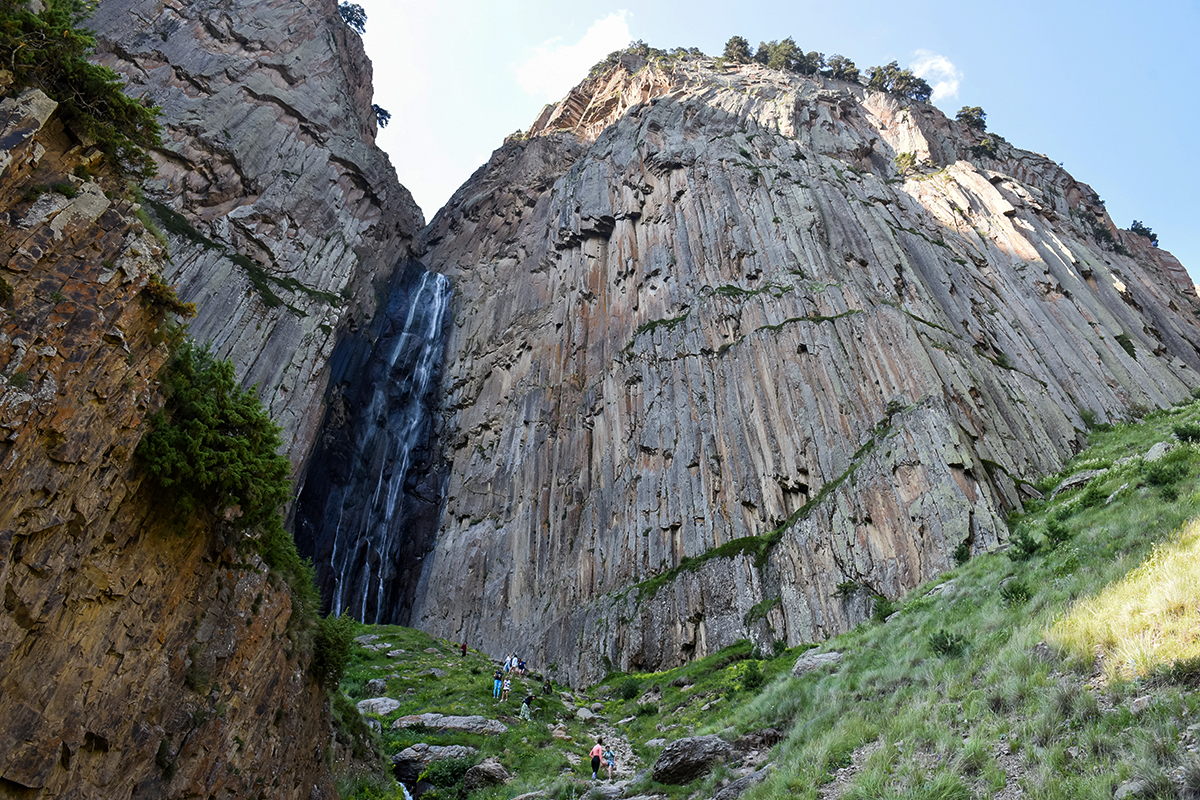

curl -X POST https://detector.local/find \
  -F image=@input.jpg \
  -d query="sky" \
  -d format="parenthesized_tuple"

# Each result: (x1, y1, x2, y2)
(355, 0, 1200, 281)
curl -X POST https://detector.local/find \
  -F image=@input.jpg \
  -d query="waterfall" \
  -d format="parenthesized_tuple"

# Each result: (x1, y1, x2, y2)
(294, 262, 451, 624)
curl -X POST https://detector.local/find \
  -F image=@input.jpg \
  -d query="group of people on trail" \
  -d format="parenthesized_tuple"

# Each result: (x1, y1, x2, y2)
(502, 653, 526, 676)
(589, 738, 615, 781)
(488, 650, 546, 725)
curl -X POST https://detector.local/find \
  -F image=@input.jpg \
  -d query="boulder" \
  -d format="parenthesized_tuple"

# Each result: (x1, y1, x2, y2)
(357, 697, 401, 716)
(791, 651, 843, 677)
(651, 735, 733, 784)
(590, 702, 605, 713)
(1051, 468, 1107, 497)
(365, 678, 388, 695)
(1114, 778, 1152, 800)
(391, 743, 478, 784)
(713, 768, 770, 800)
(391, 713, 508, 735)
(1145, 441, 1175, 462)
(576, 707, 596, 721)
(463, 757, 509, 793)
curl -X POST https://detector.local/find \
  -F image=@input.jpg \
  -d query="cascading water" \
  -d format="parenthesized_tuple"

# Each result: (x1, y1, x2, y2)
(294, 260, 451, 624)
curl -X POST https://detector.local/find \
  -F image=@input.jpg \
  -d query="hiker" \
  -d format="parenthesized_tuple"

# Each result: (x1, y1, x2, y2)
(520, 693, 534, 721)
(542, 677, 552, 696)
(461, 641, 467, 657)
(501, 675, 512, 701)
(589, 738, 604, 780)
(604, 744, 615, 780)
(492, 667, 503, 698)
(517, 657, 526, 676)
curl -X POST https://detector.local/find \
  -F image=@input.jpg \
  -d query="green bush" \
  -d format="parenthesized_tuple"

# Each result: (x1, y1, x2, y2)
(1045, 517, 1072, 549)
(618, 677, 641, 701)
(312, 613, 356, 688)
(141, 274, 196, 318)
(1144, 457, 1188, 489)
(1078, 479, 1108, 510)
(138, 341, 290, 527)
(871, 594, 895, 623)
(953, 541, 971, 565)
(1129, 220, 1158, 247)
(636, 702, 658, 716)
(1174, 422, 1200, 443)
(137, 341, 319, 624)
(929, 629, 965, 657)
(956, 106, 986, 131)
(0, 276, 12, 304)
(742, 660, 764, 690)
(0, 0, 161, 178)
(999, 579, 1030, 606)
(419, 757, 474, 790)
(970, 137, 999, 159)
(1007, 527, 1042, 561)
(1115, 333, 1136, 360)
(893, 151, 916, 176)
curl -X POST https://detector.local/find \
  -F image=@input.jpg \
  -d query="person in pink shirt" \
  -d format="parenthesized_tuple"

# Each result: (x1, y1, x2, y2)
(589, 738, 604, 780)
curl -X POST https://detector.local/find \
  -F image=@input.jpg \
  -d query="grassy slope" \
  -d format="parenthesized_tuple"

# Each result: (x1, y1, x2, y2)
(339, 398, 1200, 800)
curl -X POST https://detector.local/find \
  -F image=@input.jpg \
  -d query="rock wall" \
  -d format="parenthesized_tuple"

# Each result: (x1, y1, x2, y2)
(411, 57, 1200, 685)
(0, 89, 336, 798)
(90, 0, 424, 466)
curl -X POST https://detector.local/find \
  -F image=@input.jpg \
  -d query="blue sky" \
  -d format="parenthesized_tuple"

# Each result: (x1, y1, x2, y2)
(357, 0, 1199, 281)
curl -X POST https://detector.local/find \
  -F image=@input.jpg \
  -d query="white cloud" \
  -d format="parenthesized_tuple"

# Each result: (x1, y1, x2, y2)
(512, 12, 631, 101)
(910, 50, 962, 103)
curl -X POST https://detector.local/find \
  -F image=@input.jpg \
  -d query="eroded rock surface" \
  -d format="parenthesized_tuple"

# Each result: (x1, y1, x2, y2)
(411, 55, 1200, 684)
(90, 0, 424, 465)
(652, 734, 734, 784)
(0, 89, 335, 799)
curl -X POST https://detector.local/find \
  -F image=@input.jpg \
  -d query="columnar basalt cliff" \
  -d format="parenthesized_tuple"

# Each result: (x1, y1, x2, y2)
(411, 56, 1200, 685)
(0, 89, 337, 798)
(90, 0, 424, 464)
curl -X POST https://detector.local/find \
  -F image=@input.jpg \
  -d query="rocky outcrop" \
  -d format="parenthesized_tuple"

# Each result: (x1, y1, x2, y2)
(0, 89, 335, 798)
(391, 713, 509, 735)
(89, 0, 424, 466)
(462, 757, 511, 793)
(410, 55, 1200, 685)
(652, 735, 734, 783)
(392, 743, 478, 784)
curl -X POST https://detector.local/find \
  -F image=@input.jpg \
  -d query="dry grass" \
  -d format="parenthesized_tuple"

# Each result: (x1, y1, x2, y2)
(1050, 520, 1200, 681)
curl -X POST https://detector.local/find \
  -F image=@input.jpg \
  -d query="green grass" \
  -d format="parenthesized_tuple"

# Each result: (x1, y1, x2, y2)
(340, 399, 1200, 800)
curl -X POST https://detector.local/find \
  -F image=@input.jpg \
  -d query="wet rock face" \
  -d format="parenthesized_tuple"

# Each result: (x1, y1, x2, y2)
(90, 0, 424, 465)
(293, 259, 450, 624)
(412, 57, 1200, 685)
(0, 90, 335, 799)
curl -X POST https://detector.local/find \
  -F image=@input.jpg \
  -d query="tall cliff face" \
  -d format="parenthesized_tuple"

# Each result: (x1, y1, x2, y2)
(90, 0, 424, 465)
(0, 90, 337, 798)
(412, 56, 1200, 685)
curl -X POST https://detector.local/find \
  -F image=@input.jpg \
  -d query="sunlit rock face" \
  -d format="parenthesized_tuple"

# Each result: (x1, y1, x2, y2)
(90, 0, 424, 466)
(0, 89, 337, 800)
(411, 55, 1200, 685)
